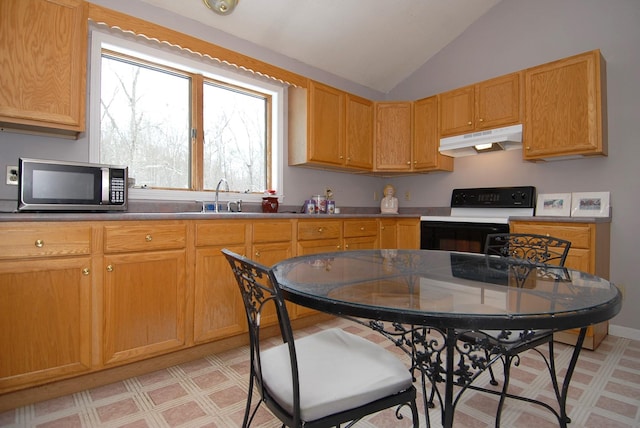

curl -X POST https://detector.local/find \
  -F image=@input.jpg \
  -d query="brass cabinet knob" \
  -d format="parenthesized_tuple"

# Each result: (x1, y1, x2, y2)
(82, 268, 90, 276)
(467, 121, 472, 125)
(318, 227, 324, 233)
(255, 251, 261, 258)
(345, 244, 349, 249)
(406, 161, 411, 165)
(360, 226, 365, 231)
(479, 118, 484, 122)
(35, 239, 44, 248)
(145, 234, 152, 242)
(106, 265, 113, 272)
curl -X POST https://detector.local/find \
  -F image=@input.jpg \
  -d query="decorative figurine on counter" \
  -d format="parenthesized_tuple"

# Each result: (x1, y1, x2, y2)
(380, 184, 398, 214)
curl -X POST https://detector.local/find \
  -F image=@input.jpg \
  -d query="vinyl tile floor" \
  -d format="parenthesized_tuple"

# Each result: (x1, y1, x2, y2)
(1, 317, 639, 427)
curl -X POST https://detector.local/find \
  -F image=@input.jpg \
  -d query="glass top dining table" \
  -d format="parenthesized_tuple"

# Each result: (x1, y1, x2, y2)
(273, 249, 621, 332)
(272, 249, 622, 427)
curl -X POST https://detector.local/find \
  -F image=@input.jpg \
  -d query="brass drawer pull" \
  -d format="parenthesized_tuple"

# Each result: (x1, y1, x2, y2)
(317, 227, 324, 233)
(145, 234, 152, 242)
(35, 239, 44, 248)
(82, 268, 90, 276)
(106, 265, 113, 272)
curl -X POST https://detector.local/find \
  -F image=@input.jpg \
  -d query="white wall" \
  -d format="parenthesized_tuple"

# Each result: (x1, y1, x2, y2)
(386, 0, 640, 332)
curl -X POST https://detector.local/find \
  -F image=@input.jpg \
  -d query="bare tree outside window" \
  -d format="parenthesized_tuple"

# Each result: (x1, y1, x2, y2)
(99, 51, 270, 194)
(203, 82, 267, 193)
(100, 54, 191, 189)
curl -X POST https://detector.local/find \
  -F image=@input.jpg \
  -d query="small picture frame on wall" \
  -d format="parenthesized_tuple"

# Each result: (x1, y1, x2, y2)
(571, 192, 610, 217)
(535, 193, 572, 217)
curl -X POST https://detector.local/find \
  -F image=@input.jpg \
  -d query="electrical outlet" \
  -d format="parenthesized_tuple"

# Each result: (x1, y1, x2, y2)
(6, 166, 18, 185)
(404, 191, 411, 201)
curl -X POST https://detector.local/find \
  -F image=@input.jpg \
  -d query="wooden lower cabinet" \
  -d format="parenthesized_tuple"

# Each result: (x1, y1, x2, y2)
(344, 219, 378, 250)
(379, 218, 420, 249)
(102, 222, 188, 365)
(193, 221, 250, 343)
(251, 221, 295, 324)
(0, 257, 93, 393)
(0, 216, 422, 403)
(0, 222, 93, 394)
(510, 219, 610, 349)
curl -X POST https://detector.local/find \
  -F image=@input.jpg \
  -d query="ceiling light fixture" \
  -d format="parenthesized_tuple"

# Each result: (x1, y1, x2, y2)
(202, 0, 239, 15)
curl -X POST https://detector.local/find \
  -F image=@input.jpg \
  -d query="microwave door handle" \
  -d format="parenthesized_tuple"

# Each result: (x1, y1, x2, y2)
(101, 168, 110, 203)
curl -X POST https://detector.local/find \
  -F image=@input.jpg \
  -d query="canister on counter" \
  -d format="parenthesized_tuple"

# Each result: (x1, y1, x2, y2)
(304, 199, 316, 214)
(326, 200, 335, 214)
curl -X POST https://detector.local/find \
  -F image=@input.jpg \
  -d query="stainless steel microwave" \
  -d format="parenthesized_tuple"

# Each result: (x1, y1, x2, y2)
(18, 158, 128, 212)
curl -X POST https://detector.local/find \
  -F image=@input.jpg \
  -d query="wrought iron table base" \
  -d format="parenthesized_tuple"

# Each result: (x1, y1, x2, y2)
(350, 318, 587, 428)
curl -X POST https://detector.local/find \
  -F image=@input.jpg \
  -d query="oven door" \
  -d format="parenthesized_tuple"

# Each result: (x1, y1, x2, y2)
(420, 221, 509, 254)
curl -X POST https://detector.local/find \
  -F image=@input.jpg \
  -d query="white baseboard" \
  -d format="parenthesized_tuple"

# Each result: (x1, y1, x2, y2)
(609, 324, 640, 341)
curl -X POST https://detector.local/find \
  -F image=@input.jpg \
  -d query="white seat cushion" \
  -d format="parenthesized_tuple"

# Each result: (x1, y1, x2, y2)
(260, 328, 413, 422)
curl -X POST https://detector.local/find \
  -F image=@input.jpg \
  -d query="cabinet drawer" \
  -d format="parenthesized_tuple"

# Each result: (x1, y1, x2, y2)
(344, 220, 378, 237)
(510, 222, 592, 248)
(195, 222, 248, 246)
(253, 221, 293, 243)
(0, 224, 91, 259)
(297, 220, 341, 241)
(104, 223, 186, 253)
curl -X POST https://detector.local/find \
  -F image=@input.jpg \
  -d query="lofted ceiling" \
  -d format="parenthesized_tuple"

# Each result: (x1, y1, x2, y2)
(136, 0, 501, 93)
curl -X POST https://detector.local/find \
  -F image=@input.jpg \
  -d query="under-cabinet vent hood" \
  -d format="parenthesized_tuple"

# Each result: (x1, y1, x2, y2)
(439, 124, 523, 157)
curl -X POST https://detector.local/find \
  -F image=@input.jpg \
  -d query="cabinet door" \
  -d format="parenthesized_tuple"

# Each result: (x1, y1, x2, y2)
(194, 244, 248, 343)
(345, 94, 374, 170)
(413, 96, 453, 171)
(251, 241, 295, 323)
(0, 257, 92, 393)
(308, 81, 344, 166)
(103, 250, 186, 365)
(344, 236, 378, 251)
(397, 219, 420, 249)
(524, 50, 606, 160)
(0, 0, 87, 133)
(439, 85, 474, 137)
(379, 219, 398, 249)
(476, 72, 521, 130)
(375, 102, 413, 170)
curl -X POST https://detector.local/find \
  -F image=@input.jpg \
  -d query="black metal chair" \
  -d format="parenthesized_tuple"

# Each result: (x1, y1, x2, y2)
(222, 249, 419, 428)
(458, 233, 572, 426)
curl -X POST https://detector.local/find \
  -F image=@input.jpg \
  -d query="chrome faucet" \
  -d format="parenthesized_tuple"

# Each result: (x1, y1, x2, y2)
(227, 199, 242, 212)
(215, 178, 229, 213)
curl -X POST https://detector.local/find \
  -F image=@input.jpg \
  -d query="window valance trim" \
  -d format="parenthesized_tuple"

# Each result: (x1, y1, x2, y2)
(87, 2, 308, 88)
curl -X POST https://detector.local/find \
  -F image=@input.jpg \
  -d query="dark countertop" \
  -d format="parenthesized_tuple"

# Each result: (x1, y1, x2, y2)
(508, 215, 612, 224)
(0, 211, 423, 222)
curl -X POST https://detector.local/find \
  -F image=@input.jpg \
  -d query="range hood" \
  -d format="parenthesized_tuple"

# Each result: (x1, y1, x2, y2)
(439, 124, 523, 157)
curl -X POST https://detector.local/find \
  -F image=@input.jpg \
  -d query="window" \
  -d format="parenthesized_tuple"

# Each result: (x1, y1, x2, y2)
(90, 30, 283, 202)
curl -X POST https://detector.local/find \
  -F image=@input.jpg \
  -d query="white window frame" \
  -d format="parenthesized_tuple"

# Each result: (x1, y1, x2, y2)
(88, 29, 285, 204)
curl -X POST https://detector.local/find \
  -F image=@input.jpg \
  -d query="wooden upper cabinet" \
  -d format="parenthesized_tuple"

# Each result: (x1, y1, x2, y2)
(439, 85, 475, 137)
(345, 94, 374, 170)
(0, 0, 88, 135)
(374, 102, 413, 170)
(523, 50, 607, 160)
(439, 72, 522, 137)
(289, 81, 373, 171)
(308, 81, 344, 165)
(413, 96, 453, 172)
